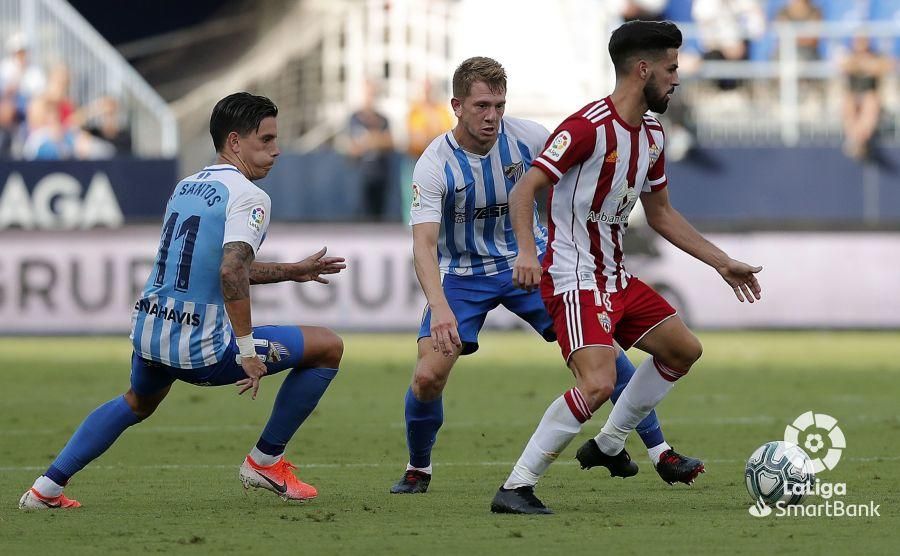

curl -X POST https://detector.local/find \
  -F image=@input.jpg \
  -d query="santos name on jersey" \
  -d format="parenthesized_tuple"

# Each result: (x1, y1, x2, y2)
(409, 117, 549, 276)
(131, 164, 271, 369)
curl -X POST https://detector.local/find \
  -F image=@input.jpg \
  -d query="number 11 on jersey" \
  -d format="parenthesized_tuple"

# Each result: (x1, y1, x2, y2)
(153, 211, 202, 292)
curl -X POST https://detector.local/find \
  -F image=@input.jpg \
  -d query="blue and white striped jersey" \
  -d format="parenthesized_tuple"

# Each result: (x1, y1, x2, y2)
(409, 117, 549, 276)
(130, 164, 271, 369)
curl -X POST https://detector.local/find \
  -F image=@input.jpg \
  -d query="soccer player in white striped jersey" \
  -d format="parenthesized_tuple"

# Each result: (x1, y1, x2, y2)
(492, 21, 762, 514)
(391, 57, 697, 496)
(20, 93, 346, 510)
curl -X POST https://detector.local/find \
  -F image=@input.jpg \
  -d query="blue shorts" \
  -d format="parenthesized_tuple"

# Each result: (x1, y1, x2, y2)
(418, 270, 556, 355)
(130, 325, 305, 396)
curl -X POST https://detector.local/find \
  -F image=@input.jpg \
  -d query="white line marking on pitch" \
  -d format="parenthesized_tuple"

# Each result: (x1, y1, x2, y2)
(2, 456, 898, 473)
(1, 414, 892, 436)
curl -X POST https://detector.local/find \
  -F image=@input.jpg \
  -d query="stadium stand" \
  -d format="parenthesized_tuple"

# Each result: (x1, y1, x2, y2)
(1, 0, 897, 225)
(0, 0, 174, 159)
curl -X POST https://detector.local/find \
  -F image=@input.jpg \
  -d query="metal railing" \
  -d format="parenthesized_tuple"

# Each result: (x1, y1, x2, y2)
(0, 0, 176, 156)
(169, 0, 456, 168)
(674, 21, 900, 146)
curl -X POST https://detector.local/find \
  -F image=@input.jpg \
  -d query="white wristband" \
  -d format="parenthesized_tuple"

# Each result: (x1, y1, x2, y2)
(236, 334, 256, 359)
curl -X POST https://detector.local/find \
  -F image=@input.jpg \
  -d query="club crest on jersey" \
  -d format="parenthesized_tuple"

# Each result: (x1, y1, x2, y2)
(614, 186, 640, 215)
(248, 206, 265, 232)
(649, 144, 661, 164)
(411, 182, 422, 210)
(503, 161, 525, 182)
(605, 150, 619, 163)
(598, 311, 612, 333)
(590, 186, 639, 224)
(544, 131, 571, 162)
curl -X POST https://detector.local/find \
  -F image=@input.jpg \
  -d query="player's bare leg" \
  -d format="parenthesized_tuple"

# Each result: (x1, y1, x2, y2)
(411, 337, 461, 402)
(20, 385, 171, 510)
(390, 338, 461, 494)
(567, 349, 641, 478)
(567, 343, 692, 484)
(492, 346, 621, 514)
(569, 346, 619, 410)
(593, 316, 706, 484)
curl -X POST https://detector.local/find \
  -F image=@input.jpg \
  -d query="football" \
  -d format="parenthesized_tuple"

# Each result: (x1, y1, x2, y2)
(745, 440, 816, 505)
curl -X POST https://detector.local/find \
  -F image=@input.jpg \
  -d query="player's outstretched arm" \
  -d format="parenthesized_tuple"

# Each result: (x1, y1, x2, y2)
(412, 222, 461, 356)
(221, 241, 268, 398)
(249, 247, 347, 285)
(640, 188, 762, 303)
(509, 167, 552, 291)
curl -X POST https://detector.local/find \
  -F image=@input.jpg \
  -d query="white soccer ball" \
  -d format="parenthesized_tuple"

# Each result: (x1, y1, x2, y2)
(745, 440, 816, 505)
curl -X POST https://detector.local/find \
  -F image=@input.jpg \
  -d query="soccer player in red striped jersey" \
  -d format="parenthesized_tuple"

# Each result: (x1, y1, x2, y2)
(491, 20, 762, 514)
(391, 57, 699, 497)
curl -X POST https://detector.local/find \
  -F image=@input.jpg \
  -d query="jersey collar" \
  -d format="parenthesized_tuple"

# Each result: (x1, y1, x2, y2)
(202, 163, 241, 173)
(444, 119, 505, 157)
(604, 96, 642, 133)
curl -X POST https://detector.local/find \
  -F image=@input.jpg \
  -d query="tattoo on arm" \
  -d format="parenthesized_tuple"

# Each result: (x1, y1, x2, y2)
(249, 262, 291, 285)
(221, 242, 254, 302)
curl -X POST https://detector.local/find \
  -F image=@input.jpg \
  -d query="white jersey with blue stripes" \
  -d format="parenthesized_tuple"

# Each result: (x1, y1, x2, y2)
(409, 117, 549, 276)
(130, 163, 271, 369)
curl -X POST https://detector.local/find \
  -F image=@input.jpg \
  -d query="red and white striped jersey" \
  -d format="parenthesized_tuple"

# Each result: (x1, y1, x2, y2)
(532, 96, 667, 296)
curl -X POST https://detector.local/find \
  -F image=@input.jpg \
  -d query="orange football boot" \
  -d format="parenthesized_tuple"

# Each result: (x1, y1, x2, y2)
(239, 456, 317, 501)
(19, 488, 81, 510)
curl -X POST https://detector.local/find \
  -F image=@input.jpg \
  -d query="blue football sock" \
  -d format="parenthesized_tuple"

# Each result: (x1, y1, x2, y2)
(612, 351, 665, 450)
(404, 386, 443, 469)
(45, 395, 140, 485)
(257, 367, 338, 456)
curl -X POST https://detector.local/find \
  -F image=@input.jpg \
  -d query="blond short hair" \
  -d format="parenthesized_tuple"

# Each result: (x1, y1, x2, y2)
(452, 57, 507, 99)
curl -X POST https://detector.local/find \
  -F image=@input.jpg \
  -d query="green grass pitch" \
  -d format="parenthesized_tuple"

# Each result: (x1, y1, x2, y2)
(1, 332, 897, 554)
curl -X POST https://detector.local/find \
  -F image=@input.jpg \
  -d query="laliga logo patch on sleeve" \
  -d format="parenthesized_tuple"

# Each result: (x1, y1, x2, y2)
(411, 182, 421, 210)
(544, 131, 571, 162)
(248, 205, 265, 232)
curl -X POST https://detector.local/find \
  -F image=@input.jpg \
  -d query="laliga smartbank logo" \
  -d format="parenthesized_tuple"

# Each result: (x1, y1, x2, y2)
(785, 411, 845, 473)
(748, 498, 772, 517)
(747, 412, 881, 519)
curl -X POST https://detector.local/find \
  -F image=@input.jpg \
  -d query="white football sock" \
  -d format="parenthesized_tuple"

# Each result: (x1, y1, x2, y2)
(406, 463, 433, 475)
(647, 441, 672, 464)
(595, 357, 676, 456)
(33, 475, 64, 498)
(503, 390, 589, 489)
(250, 446, 283, 467)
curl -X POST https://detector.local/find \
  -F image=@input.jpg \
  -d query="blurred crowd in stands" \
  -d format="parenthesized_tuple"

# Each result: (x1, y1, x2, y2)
(339, 1, 898, 218)
(2, 1, 897, 222)
(613, 0, 897, 161)
(0, 32, 131, 161)
(342, 80, 452, 220)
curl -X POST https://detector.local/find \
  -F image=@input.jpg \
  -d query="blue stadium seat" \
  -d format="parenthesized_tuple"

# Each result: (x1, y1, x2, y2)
(750, 33, 776, 61)
(661, 0, 703, 55)
(870, 0, 900, 18)
(821, 0, 868, 22)
(812, 0, 868, 59)
(870, 0, 900, 55)
(767, 0, 788, 20)
(763, 0, 830, 60)
(663, 0, 694, 22)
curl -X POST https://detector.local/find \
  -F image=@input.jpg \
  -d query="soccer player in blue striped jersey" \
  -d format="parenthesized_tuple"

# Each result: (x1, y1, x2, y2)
(20, 93, 346, 510)
(391, 57, 697, 495)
